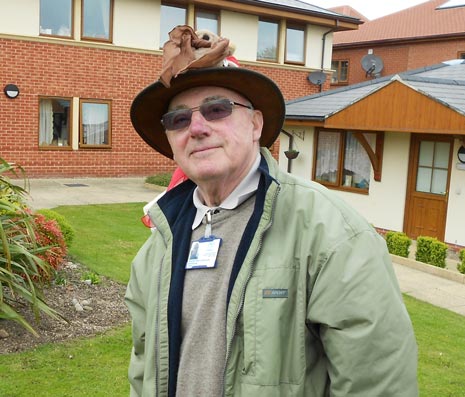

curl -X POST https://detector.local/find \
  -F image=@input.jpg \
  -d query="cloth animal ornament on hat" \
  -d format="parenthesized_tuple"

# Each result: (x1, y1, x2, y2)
(195, 29, 239, 68)
(159, 25, 239, 87)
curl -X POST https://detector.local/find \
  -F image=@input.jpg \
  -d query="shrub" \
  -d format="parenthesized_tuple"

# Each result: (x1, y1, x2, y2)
(385, 231, 411, 257)
(429, 240, 447, 268)
(0, 157, 63, 334)
(457, 249, 465, 274)
(32, 213, 68, 278)
(145, 172, 173, 187)
(36, 208, 75, 247)
(415, 236, 435, 263)
(416, 236, 447, 268)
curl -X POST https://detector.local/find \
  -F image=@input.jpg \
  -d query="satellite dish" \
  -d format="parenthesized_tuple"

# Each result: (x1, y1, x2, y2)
(307, 71, 327, 85)
(361, 54, 384, 78)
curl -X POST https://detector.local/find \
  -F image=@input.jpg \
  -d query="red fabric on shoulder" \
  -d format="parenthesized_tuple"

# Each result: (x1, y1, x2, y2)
(167, 167, 188, 190)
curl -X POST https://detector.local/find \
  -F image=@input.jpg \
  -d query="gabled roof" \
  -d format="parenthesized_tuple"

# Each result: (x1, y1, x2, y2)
(333, 0, 465, 45)
(286, 59, 465, 121)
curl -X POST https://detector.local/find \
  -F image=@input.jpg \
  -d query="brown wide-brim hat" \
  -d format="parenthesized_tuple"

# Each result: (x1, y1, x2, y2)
(130, 67, 285, 159)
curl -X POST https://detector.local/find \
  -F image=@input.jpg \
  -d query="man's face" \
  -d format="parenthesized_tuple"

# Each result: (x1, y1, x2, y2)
(165, 86, 263, 186)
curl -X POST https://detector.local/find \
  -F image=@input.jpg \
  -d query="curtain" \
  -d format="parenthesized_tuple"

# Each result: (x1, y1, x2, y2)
(39, 99, 53, 145)
(99, 0, 110, 38)
(316, 131, 340, 183)
(82, 103, 107, 144)
(84, 0, 110, 39)
(344, 132, 372, 186)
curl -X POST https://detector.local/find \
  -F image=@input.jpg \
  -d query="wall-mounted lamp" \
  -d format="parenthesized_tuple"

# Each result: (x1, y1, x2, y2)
(458, 145, 465, 164)
(4, 84, 20, 99)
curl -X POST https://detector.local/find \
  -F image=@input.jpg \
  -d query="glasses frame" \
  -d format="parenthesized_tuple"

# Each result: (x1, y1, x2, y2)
(161, 98, 253, 131)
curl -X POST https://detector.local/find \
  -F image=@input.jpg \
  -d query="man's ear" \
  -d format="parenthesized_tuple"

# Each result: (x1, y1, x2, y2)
(251, 110, 264, 142)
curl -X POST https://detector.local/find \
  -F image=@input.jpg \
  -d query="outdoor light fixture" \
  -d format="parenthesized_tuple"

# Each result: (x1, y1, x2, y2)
(4, 84, 20, 99)
(458, 145, 465, 164)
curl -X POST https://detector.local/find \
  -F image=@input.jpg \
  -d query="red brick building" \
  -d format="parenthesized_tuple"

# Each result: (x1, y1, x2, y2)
(330, 0, 465, 88)
(0, 0, 359, 178)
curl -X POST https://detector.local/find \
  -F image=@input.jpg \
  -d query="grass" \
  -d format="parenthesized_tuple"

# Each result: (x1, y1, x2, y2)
(406, 294, 465, 395)
(0, 325, 131, 396)
(54, 203, 151, 283)
(1, 203, 465, 395)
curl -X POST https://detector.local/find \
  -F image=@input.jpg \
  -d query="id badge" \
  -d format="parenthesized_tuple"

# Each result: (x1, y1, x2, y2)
(185, 236, 222, 270)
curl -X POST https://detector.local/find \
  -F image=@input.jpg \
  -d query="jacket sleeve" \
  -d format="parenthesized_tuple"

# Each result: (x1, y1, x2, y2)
(125, 260, 148, 397)
(307, 230, 418, 396)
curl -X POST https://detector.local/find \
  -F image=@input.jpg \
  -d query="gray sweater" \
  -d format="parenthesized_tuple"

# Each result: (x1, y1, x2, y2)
(176, 196, 256, 397)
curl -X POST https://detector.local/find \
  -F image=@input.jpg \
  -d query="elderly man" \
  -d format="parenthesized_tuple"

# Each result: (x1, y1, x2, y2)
(126, 26, 418, 397)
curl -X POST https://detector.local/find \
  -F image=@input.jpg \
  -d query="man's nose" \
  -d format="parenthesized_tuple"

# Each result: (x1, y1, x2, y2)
(189, 111, 210, 136)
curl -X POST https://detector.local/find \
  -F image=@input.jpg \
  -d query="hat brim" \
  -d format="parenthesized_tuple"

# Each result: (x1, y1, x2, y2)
(130, 68, 285, 159)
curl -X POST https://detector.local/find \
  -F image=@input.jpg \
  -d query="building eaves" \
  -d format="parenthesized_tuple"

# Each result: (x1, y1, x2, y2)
(234, 0, 363, 24)
(329, 5, 369, 22)
(286, 60, 465, 119)
(286, 79, 389, 120)
(407, 81, 465, 116)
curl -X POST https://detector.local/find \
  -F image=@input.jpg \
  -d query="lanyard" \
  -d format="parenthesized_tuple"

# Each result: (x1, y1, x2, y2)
(205, 210, 212, 238)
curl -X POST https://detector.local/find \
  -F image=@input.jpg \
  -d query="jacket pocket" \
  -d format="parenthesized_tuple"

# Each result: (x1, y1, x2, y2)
(241, 265, 305, 385)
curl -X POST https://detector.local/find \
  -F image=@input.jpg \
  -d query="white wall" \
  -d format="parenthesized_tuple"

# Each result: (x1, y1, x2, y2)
(279, 127, 314, 177)
(221, 11, 258, 61)
(0, 0, 38, 36)
(278, 129, 411, 231)
(306, 25, 333, 70)
(445, 138, 465, 246)
(114, 0, 160, 50)
(337, 132, 411, 231)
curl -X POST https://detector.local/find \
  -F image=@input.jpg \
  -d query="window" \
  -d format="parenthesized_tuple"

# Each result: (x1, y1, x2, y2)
(40, 0, 73, 37)
(80, 100, 111, 147)
(257, 19, 279, 62)
(195, 9, 219, 34)
(314, 130, 374, 191)
(81, 0, 113, 42)
(416, 141, 450, 195)
(160, 3, 187, 47)
(285, 24, 305, 64)
(458, 51, 465, 59)
(331, 60, 349, 84)
(39, 98, 72, 148)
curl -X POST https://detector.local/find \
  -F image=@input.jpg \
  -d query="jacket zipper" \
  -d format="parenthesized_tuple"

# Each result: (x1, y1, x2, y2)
(154, 226, 168, 397)
(221, 184, 280, 396)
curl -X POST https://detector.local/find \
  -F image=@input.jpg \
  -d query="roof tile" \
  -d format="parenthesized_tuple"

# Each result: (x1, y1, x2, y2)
(334, 0, 465, 45)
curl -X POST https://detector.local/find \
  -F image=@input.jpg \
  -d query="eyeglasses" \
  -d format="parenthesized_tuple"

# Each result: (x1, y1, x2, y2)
(161, 98, 253, 131)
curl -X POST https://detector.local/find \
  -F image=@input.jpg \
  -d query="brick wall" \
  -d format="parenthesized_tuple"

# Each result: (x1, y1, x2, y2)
(1, 37, 322, 178)
(331, 38, 465, 87)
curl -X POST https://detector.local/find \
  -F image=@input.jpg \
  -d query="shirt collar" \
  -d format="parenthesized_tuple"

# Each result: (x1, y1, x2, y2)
(192, 153, 261, 230)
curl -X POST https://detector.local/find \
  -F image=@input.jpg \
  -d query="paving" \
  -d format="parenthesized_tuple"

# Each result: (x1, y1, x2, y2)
(18, 177, 465, 318)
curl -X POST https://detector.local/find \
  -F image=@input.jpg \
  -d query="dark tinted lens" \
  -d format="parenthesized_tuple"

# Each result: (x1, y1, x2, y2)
(162, 109, 193, 130)
(200, 99, 233, 121)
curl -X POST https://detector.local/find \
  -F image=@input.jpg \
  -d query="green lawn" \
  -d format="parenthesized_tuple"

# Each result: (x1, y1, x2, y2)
(1, 203, 464, 396)
(1, 325, 131, 396)
(406, 294, 465, 395)
(55, 203, 151, 283)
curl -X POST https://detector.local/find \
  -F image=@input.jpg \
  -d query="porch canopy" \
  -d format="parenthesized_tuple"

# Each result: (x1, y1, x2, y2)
(285, 59, 465, 180)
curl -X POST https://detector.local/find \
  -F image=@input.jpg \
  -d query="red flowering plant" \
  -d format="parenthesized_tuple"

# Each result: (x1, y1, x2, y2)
(32, 213, 67, 281)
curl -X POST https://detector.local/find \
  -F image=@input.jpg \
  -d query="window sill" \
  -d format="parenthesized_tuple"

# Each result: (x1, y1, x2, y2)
(39, 146, 72, 151)
(318, 182, 369, 195)
(79, 144, 112, 149)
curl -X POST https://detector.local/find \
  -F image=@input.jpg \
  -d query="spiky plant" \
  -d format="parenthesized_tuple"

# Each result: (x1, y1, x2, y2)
(0, 158, 64, 335)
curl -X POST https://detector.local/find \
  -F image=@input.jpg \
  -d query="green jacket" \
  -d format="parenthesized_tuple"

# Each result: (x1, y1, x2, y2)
(125, 148, 418, 396)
